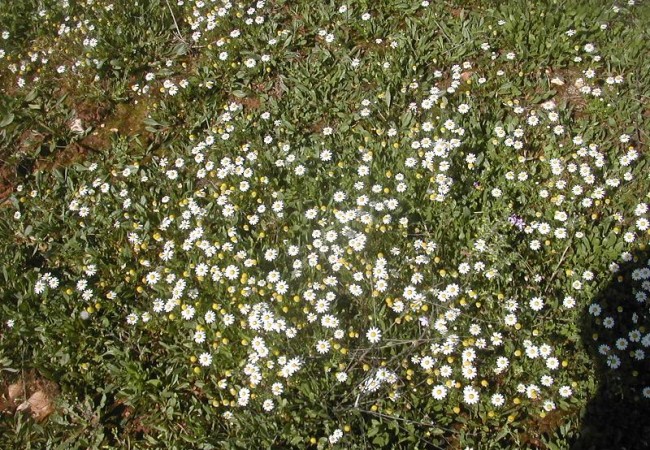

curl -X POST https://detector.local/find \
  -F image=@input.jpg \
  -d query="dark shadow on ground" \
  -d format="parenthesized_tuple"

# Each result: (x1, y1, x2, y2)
(573, 250, 650, 450)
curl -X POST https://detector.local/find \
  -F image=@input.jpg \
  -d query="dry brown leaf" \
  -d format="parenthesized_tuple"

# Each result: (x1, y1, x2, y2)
(16, 400, 30, 412)
(7, 383, 24, 404)
(26, 390, 55, 422)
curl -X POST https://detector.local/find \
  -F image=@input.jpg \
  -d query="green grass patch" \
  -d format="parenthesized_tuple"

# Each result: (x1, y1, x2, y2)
(1, 0, 649, 448)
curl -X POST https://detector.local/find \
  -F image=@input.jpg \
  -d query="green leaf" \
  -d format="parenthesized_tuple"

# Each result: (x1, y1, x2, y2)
(0, 113, 14, 127)
(24, 89, 38, 102)
(401, 111, 413, 129)
(372, 434, 387, 446)
(172, 42, 188, 56)
(367, 424, 380, 438)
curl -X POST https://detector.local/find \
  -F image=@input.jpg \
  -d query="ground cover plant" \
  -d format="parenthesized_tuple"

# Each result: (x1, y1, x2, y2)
(0, 0, 649, 448)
